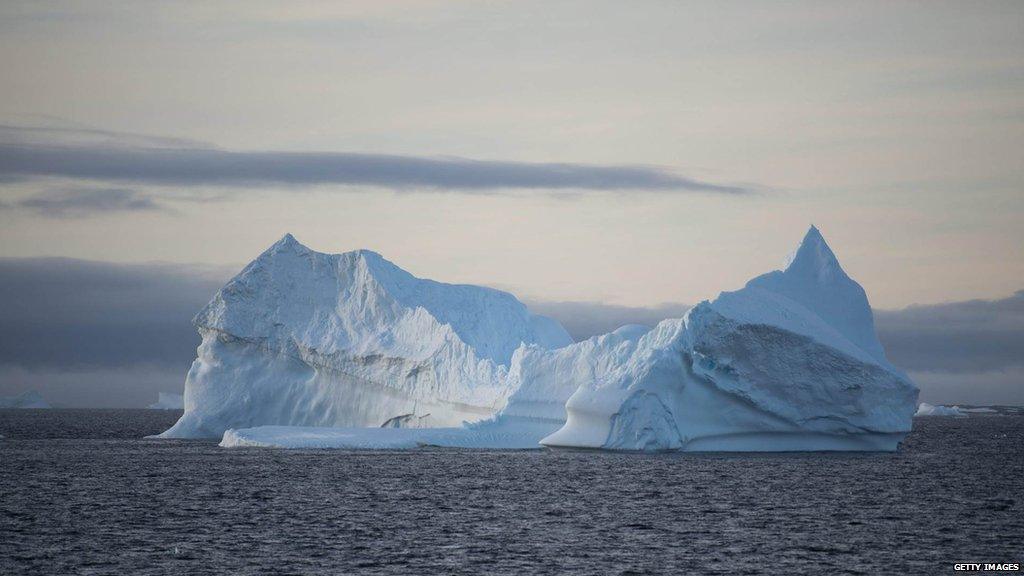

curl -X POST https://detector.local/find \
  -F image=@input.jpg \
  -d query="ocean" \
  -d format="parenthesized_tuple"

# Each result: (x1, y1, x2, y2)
(1, 410, 1021, 575)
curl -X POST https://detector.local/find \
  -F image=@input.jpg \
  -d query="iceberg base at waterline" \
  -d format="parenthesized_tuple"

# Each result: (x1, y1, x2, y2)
(218, 422, 907, 452)
(219, 415, 565, 450)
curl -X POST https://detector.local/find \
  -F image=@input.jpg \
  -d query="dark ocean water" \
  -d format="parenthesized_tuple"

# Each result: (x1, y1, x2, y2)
(1, 410, 1021, 576)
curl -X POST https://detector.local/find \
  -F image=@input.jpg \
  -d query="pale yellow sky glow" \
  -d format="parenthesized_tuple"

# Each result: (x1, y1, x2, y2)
(1, 1, 1022, 308)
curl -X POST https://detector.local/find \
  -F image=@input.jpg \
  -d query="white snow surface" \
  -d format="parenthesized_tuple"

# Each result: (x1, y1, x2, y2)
(148, 392, 184, 410)
(159, 234, 572, 438)
(914, 403, 966, 417)
(541, 226, 918, 452)
(0, 390, 51, 409)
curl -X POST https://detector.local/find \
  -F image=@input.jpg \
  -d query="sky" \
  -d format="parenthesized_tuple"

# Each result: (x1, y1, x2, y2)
(0, 1, 1022, 406)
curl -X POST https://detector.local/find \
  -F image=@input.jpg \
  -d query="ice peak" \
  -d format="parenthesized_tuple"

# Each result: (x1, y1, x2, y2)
(264, 232, 310, 256)
(260, 237, 390, 274)
(731, 224, 890, 368)
(783, 225, 844, 279)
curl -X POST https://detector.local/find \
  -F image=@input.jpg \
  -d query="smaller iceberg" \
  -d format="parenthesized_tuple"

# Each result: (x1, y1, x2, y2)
(0, 390, 51, 409)
(914, 403, 966, 417)
(149, 392, 184, 410)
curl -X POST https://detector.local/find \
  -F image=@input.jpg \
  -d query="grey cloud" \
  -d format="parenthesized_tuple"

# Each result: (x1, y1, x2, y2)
(0, 123, 211, 150)
(0, 131, 749, 194)
(0, 257, 229, 370)
(908, 368, 1024, 406)
(873, 291, 1024, 374)
(2, 188, 165, 218)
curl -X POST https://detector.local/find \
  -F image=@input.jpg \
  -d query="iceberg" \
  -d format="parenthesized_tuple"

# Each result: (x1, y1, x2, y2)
(0, 390, 51, 409)
(173, 226, 920, 453)
(148, 392, 184, 410)
(541, 226, 919, 451)
(914, 403, 966, 417)
(159, 234, 572, 438)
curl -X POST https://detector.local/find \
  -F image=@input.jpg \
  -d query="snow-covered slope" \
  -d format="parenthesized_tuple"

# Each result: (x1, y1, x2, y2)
(542, 226, 919, 452)
(149, 392, 184, 410)
(159, 234, 572, 438)
(0, 390, 51, 409)
(914, 403, 965, 417)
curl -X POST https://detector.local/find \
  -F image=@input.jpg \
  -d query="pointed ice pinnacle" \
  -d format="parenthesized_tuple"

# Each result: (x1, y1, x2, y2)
(259, 233, 309, 260)
(745, 225, 889, 367)
(273, 232, 297, 246)
(782, 225, 843, 277)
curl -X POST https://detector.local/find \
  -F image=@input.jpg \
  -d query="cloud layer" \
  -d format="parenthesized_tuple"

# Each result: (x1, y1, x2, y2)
(873, 292, 1024, 374)
(0, 258, 226, 369)
(1, 188, 163, 217)
(0, 126, 749, 193)
(1, 257, 1020, 405)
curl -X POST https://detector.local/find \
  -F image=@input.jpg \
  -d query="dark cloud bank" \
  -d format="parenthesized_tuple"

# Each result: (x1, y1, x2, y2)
(0, 125, 749, 194)
(0, 188, 162, 218)
(1, 258, 1020, 406)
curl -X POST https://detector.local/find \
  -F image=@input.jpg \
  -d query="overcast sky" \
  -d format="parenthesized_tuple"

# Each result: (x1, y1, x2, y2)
(0, 1, 1022, 406)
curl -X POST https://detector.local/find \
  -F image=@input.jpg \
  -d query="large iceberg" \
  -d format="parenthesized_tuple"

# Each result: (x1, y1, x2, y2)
(0, 390, 51, 409)
(541, 226, 919, 451)
(159, 234, 572, 438)
(173, 227, 919, 452)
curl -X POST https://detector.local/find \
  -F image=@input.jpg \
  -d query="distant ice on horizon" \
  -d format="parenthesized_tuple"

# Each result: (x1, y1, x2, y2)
(915, 403, 966, 417)
(0, 390, 51, 409)
(148, 392, 184, 410)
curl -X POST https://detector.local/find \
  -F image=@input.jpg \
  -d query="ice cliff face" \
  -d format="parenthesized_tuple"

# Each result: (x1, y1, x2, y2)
(541, 227, 919, 451)
(159, 234, 572, 438)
